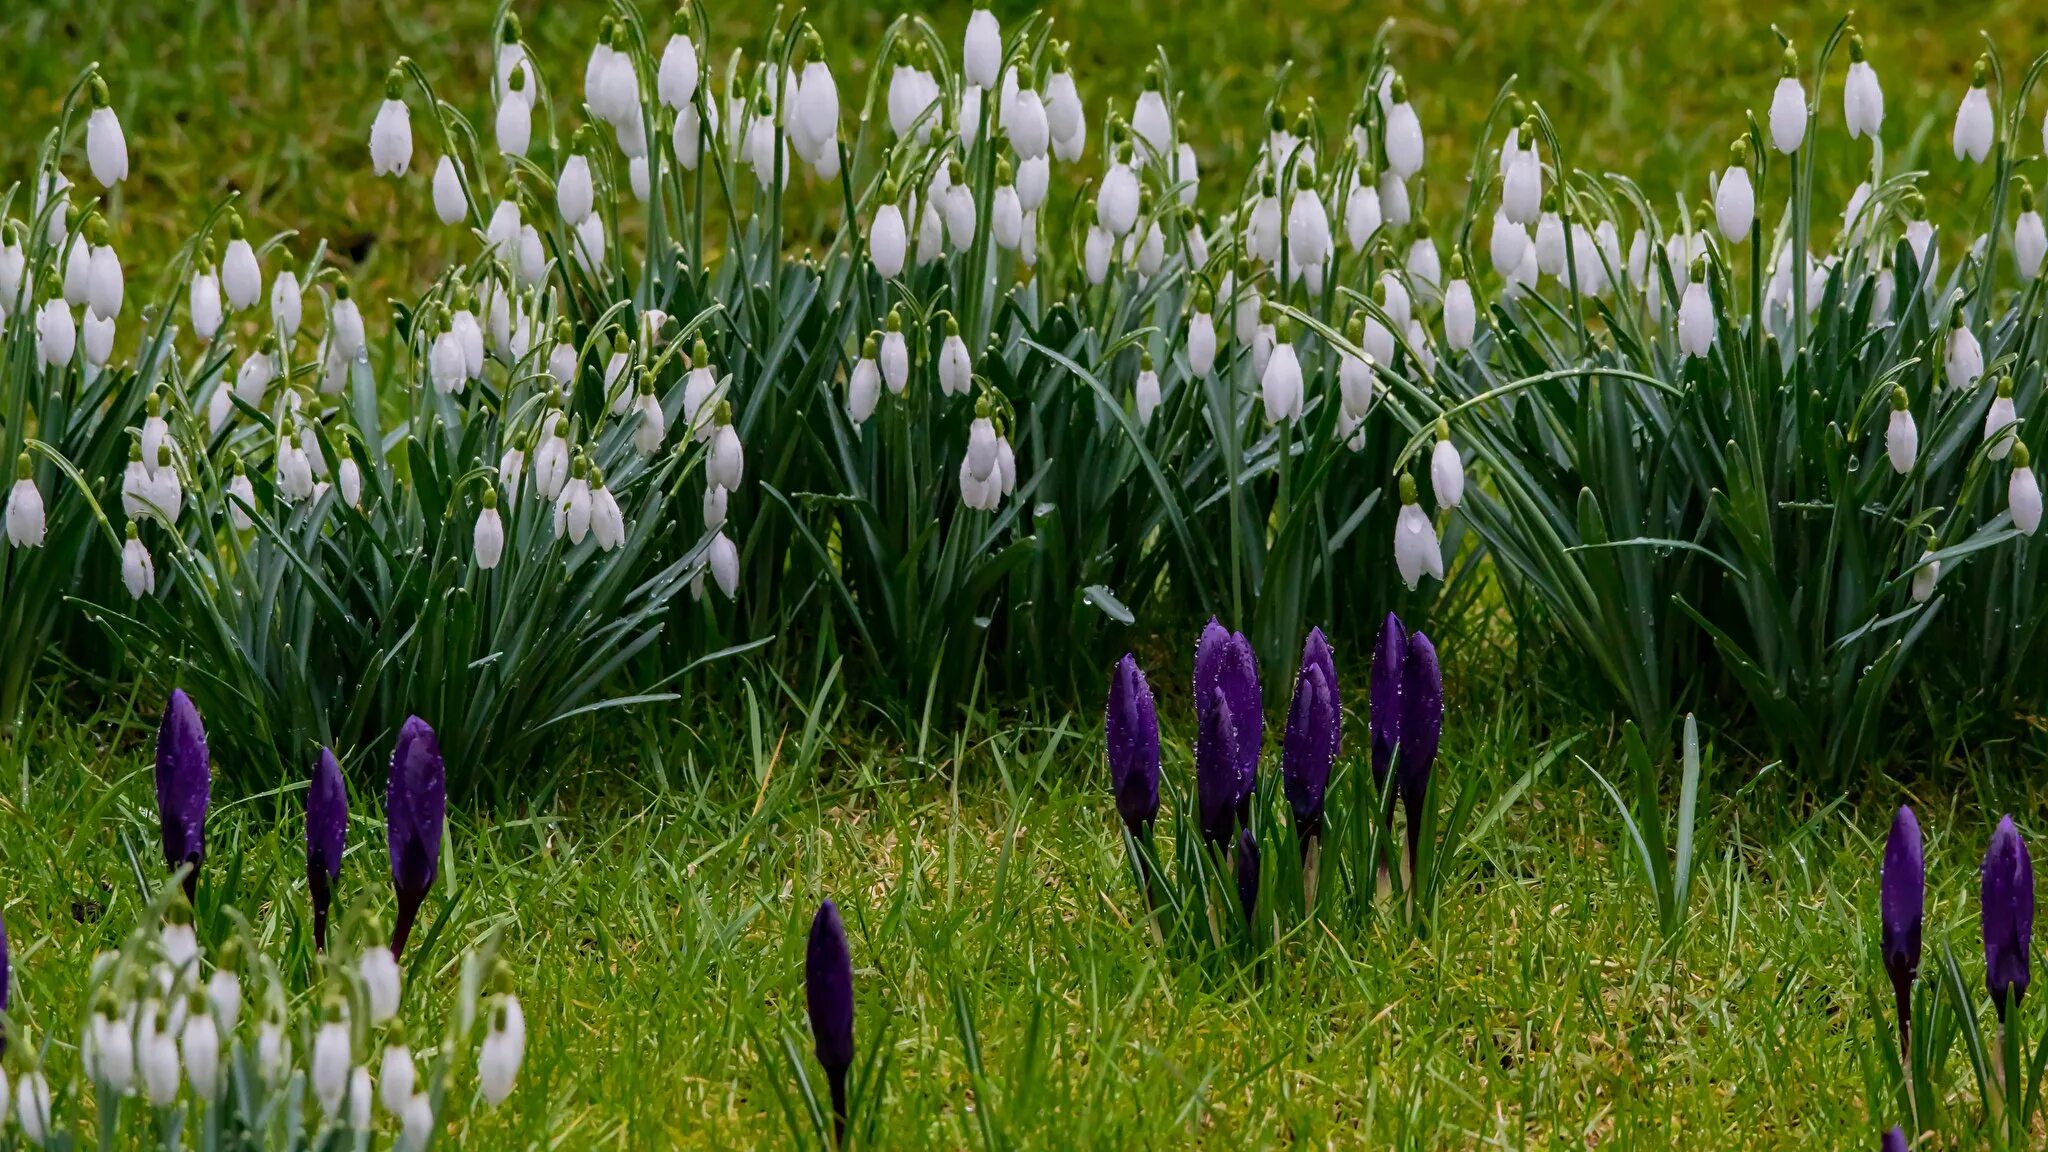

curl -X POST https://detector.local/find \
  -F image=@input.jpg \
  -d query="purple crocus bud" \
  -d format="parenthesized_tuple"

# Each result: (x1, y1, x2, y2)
(1104, 654, 1161, 840)
(1880, 1127, 1907, 1152)
(1880, 806, 1924, 1052)
(1370, 613, 1407, 797)
(155, 689, 211, 903)
(386, 716, 447, 959)
(1195, 687, 1241, 852)
(1194, 617, 1262, 840)
(1982, 814, 2035, 1021)
(1398, 631, 1443, 872)
(806, 899, 856, 1141)
(307, 747, 348, 952)
(1235, 827, 1260, 927)
(1282, 628, 1341, 841)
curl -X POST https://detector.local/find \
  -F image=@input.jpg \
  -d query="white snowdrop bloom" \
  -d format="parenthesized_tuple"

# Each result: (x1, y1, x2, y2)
(964, 9, 1001, 89)
(967, 414, 1000, 482)
(916, 198, 945, 266)
(534, 418, 570, 501)
(1046, 57, 1084, 139)
(1135, 354, 1161, 427)
(881, 324, 909, 394)
(1905, 218, 1935, 268)
(63, 236, 93, 307)
(234, 344, 275, 408)
(1251, 322, 1274, 382)
(474, 494, 505, 569)
(378, 1043, 417, 1117)
(139, 1013, 181, 1106)
(702, 483, 728, 532)
(744, 108, 788, 188)
(573, 213, 607, 274)
(400, 1093, 435, 1151)
(277, 434, 315, 505)
(603, 347, 631, 414)
(498, 441, 526, 498)
(1245, 184, 1282, 265)
(1010, 88, 1050, 162)
(1985, 378, 2019, 458)
(588, 31, 639, 128)
(555, 465, 593, 543)
(633, 386, 667, 455)
(37, 171, 70, 249)
(796, 60, 840, 159)
(16, 1071, 49, 1145)
(1187, 308, 1217, 376)
(300, 421, 330, 480)
(1844, 38, 1884, 140)
(1406, 319, 1435, 377)
(1287, 189, 1332, 270)
(1378, 270, 1413, 333)
(1261, 325, 1303, 424)
(90, 1008, 136, 1091)
(1338, 333, 1373, 418)
(1678, 280, 1714, 359)
(1946, 316, 1983, 389)
(1362, 313, 1395, 369)
(493, 22, 533, 106)
(1230, 277, 1263, 346)
(615, 100, 649, 159)
(480, 998, 526, 1106)
(1715, 153, 1754, 244)
(993, 184, 1023, 250)
(1489, 207, 1528, 276)
(957, 84, 984, 150)
(123, 449, 155, 519)
(338, 457, 362, 509)
(1010, 155, 1050, 215)
(590, 477, 625, 551)
(1768, 52, 1807, 154)
(432, 155, 467, 224)
(0, 233, 25, 315)
(369, 83, 413, 176)
(1084, 225, 1112, 285)
(1533, 209, 1566, 278)
(1954, 63, 1994, 163)
(1408, 233, 1442, 299)
(1568, 229, 1609, 297)
(671, 103, 703, 170)
(848, 339, 881, 425)
(360, 946, 402, 1024)
(430, 325, 467, 395)
(1910, 549, 1939, 603)
(1839, 181, 1875, 242)
(83, 310, 115, 366)
(35, 299, 74, 368)
(996, 435, 1016, 496)
(559, 153, 595, 226)
(2011, 445, 2043, 534)
(256, 1021, 287, 1082)
(938, 323, 973, 396)
(886, 63, 935, 141)
(1098, 158, 1140, 237)
(147, 451, 184, 523)
(548, 339, 579, 388)
(1431, 428, 1465, 509)
(122, 528, 155, 598)
(1444, 274, 1476, 352)
(1503, 243, 1539, 298)
(331, 288, 366, 361)
(958, 454, 996, 511)
(708, 531, 740, 597)
(943, 179, 977, 251)
(1626, 230, 1650, 291)
(659, 33, 699, 110)
(510, 224, 544, 285)
(1129, 220, 1166, 277)
(1132, 87, 1171, 163)
(187, 264, 225, 342)
(1503, 141, 1542, 225)
(223, 468, 256, 530)
(87, 82, 129, 187)
(709, 422, 745, 490)
(270, 268, 301, 339)
(311, 1016, 350, 1114)
(496, 72, 532, 157)
(2017, 190, 2047, 282)
(1382, 77, 1424, 178)
(996, 65, 1020, 137)
(1393, 477, 1444, 589)
(182, 1001, 222, 1100)
(1877, 390, 1920, 478)
(348, 1066, 374, 1131)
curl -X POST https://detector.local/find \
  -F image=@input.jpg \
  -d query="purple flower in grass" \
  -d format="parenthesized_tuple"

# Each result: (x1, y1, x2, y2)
(1880, 1127, 1908, 1152)
(308, 747, 348, 952)
(155, 689, 211, 903)
(1397, 631, 1442, 875)
(1104, 655, 1160, 839)
(1370, 613, 1407, 800)
(1982, 815, 2034, 1021)
(1235, 828, 1260, 928)
(386, 717, 446, 960)
(1282, 628, 1340, 842)
(1194, 619, 1261, 848)
(1880, 806, 1923, 1054)
(807, 899, 855, 1142)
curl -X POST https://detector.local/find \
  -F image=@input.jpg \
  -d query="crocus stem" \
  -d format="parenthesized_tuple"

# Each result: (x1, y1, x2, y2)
(1302, 835, 1321, 916)
(392, 895, 420, 960)
(1892, 981, 1911, 1071)
(828, 1067, 848, 1149)
(311, 871, 331, 953)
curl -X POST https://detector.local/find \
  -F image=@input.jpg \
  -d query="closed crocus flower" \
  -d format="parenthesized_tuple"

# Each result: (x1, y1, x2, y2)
(2012, 444, 2043, 535)
(1282, 628, 1340, 841)
(1194, 618, 1262, 849)
(308, 746, 347, 950)
(1393, 475, 1444, 590)
(1768, 46, 1806, 154)
(1982, 815, 2035, 1021)
(1844, 35, 1884, 140)
(1881, 805, 1924, 1054)
(1954, 59, 1994, 164)
(156, 688, 211, 901)
(1881, 1128, 1907, 1152)
(1105, 654, 1161, 839)
(1715, 140, 1754, 244)
(1886, 388, 1918, 475)
(369, 70, 413, 176)
(1398, 630, 1443, 872)
(1369, 613, 1408, 805)
(1235, 828, 1261, 926)
(1985, 376, 2018, 459)
(386, 715, 447, 958)
(806, 899, 856, 1139)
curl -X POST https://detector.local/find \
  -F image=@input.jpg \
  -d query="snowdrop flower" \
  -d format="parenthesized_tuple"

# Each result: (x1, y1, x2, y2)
(2016, 181, 2047, 282)
(708, 530, 740, 598)
(88, 234, 123, 320)
(377, 1031, 417, 1117)
(630, 375, 667, 456)
(1533, 200, 1565, 278)
(554, 457, 593, 543)
(276, 419, 315, 503)
(431, 155, 467, 225)
(585, 21, 637, 128)
(497, 65, 532, 157)
(123, 444, 155, 518)
(1382, 75, 1424, 178)
(559, 138, 595, 226)
(429, 317, 467, 395)
(88, 1001, 136, 1091)
(1288, 188, 1332, 270)
(1443, 259, 1476, 352)
(1046, 43, 1083, 140)
(139, 1007, 181, 1106)
(1132, 81, 1171, 164)
(338, 456, 362, 510)
(1393, 475, 1444, 590)
(359, 933, 402, 1022)
(1008, 87, 1051, 164)
(1844, 34, 1884, 140)
(534, 412, 569, 500)
(659, 30, 699, 111)
(222, 460, 256, 531)
(121, 523, 155, 597)
(682, 341, 722, 438)
(547, 329, 579, 388)
(1251, 314, 1275, 382)
(1084, 222, 1112, 285)
(1769, 46, 1806, 155)
(709, 409, 745, 490)
(1503, 121, 1542, 225)
(590, 468, 625, 551)
(1407, 226, 1442, 298)
(847, 335, 882, 425)
(1099, 149, 1141, 238)
(1678, 275, 1713, 360)
(401, 1094, 434, 1150)
(573, 213, 606, 275)
(1715, 139, 1755, 244)
(147, 445, 183, 523)
(1406, 319, 1436, 377)
(1430, 420, 1465, 508)
(1339, 317, 1374, 419)
(964, 10, 1001, 89)
(671, 102, 703, 170)
(602, 337, 632, 414)
(63, 233, 93, 307)
(1126, 219, 1166, 278)
(256, 1017, 287, 1083)
(498, 435, 527, 498)
(218, 225, 260, 315)
(1568, 226, 1610, 297)
(702, 483, 728, 532)
(1954, 58, 1994, 164)
(86, 75, 129, 186)
(480, 990, 526, 1105)
(942, 164, 977, 250)
(1946, 309, 1983, 390)
(992, 171, 1024, 250)
(36, 171, 70, 249)
(966, 406, 1001, 484)
(474, 488, 505, 568)
(271, 267, 301, 339)
(1261, 318, 1303, 424)
(915, 196, 945, 266)
(796, 56, 840, 174)
(958, 84, 985, 150)
(1886, 387, 1918, 475)
(1344, 168, 1384, 253)
(348, 1066, 374, 1130)
(1503, 244, 1538, 297)
(880, 313, 909, 394)
(1362, 309, 1395, 369)
(0, 225, 25, 316)
(182, 993, 221, 1099)
(8, 1066, 47, 1144)
(331, 281, 366, 362)
(1489, 205, 1528, 276)
(1187, 292, 1217, 377)
(312, 1003, 350, 1114)
(369, 70, 413, 176)
(1910, 548, 1939, 603)
(2011, 443, 2043, 535)
(492, 16, 533, 104)
(1133, 351, 1161, 427)
(938, 317, 972, 396)
(35, 298, 75, 368)
(1985, 376, 2019, 459)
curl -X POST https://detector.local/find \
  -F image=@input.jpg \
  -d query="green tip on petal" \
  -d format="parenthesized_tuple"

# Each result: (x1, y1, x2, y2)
(1890, 386, 1910, 412)
(1399, 473, 1419, 504)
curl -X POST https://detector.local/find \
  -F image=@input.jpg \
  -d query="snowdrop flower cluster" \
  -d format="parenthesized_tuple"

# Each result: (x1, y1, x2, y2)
(959, 393, 1017, 513)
